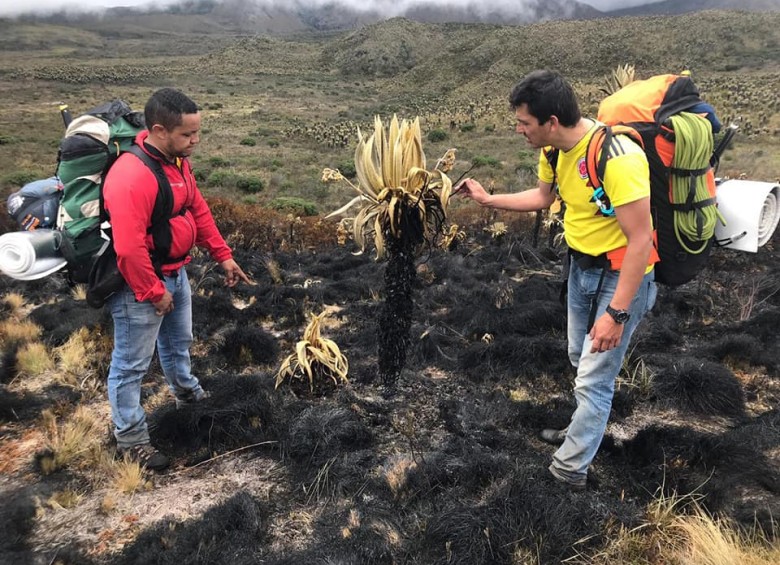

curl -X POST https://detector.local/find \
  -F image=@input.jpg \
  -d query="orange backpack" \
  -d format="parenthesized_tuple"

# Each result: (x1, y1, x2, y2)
(585, 73, 722, 286)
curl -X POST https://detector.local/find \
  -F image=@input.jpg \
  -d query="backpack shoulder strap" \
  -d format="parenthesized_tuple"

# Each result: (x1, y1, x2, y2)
(543, 147, 559, 170)
(585, 125, 643, 189)
(543, 147, 559, 192)
(98, 144, 173, 222)
(100, 144, 177, 278)
(125, 145, 179, 274)
(125, 144, 174, 223)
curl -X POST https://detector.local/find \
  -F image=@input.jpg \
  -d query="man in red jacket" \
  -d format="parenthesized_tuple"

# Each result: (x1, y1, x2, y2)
(103, 88, 250, 471)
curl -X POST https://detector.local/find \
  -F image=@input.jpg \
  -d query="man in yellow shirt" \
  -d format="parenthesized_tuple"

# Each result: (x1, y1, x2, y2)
(457, 70, 658, 490)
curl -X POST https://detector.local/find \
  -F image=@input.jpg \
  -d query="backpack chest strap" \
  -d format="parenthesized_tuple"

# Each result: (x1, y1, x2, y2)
(585, 125, 644, 190)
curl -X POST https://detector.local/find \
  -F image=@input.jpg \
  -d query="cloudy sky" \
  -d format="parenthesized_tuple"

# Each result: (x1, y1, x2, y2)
(0, 0, 664, 18)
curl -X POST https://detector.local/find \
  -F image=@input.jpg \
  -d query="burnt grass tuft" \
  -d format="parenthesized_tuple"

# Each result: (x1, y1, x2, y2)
(651, 355, 747, 418)
(115, 491, 270, 565)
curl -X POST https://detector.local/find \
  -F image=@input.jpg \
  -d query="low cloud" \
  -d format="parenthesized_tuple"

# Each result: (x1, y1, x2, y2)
(582, 0, 664, 9)
(0, 0, 664, 19)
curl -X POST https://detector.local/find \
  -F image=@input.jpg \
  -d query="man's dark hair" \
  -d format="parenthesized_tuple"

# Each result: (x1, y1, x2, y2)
(508, 70, 581, 127)
(145, 88, 199, 131)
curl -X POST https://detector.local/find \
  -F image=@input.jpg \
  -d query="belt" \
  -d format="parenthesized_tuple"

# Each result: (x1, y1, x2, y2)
(569, 248, 611, 270)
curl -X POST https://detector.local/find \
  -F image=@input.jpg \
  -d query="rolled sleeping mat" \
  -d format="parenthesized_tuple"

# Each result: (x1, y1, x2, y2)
(714, 180, 780, 252)
(0, 229, 68, 280)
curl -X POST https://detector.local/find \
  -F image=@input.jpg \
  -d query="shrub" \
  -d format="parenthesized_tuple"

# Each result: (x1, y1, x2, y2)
(208, 156, 230, 167)
(268, 173, 287, 190)
(236, 175, 265, 194)
(207, 170, 241, 188)
(240, 137, 257, 147)
(460, 123, 476, 132)
(193, 169, 207, 183)
(268, 139, 280, 147)
(3, 171, 39, 187)
(269, 196, 318, 216)
(339, 160, 357, 179)
(472, 155, 502, 169)
(0, 135, 19, 145)
(427, 129, 448, 142)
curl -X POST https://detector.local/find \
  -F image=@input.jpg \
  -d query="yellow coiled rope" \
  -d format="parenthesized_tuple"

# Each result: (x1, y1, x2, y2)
(669, 112, 725, 253)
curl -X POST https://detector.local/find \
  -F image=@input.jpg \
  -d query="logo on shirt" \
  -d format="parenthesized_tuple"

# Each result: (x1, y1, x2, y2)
(578, 158, 588, 179)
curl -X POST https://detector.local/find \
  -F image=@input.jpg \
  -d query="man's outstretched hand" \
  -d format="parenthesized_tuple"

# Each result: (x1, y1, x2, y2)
(454, 178, 491, 206)
(220, 259, 252, 287)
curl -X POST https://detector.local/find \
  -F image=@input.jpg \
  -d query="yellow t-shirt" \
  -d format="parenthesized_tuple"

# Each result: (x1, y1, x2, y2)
(538, 122, 650, 257)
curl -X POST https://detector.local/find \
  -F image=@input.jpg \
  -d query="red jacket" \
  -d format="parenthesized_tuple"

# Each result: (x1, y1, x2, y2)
(103, 131, 233, 303)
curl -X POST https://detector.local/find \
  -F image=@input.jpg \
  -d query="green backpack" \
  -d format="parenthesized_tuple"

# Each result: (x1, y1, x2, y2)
(56, 100, 145, 284)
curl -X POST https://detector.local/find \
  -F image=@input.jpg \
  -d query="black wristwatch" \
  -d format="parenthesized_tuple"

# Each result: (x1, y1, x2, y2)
(606, 305, 630, 324)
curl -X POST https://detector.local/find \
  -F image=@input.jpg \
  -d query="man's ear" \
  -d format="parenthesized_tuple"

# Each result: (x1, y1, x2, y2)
(149, 123, 167, 136)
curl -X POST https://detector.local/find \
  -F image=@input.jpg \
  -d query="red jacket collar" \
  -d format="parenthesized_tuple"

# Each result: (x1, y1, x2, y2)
(134, 130, 180, 166)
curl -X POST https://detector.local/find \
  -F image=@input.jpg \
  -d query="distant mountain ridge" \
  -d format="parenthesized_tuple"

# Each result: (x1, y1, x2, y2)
(608, 0, 779, 17)
(26, 0, 600, 32)
(8, 0, 779, 35)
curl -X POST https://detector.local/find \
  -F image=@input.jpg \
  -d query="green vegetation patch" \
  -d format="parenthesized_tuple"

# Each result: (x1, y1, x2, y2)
(427, 129, 448, 142)
(269, 196, 318, 216)
(472, 155, 502, 169)
(3, 171, 40, 187)
(207, 170, 265, 194)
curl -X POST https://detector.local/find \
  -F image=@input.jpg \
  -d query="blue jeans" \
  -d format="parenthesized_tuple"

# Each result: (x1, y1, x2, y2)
(107, 267, 204, 448)
(551, 259, 657, 482)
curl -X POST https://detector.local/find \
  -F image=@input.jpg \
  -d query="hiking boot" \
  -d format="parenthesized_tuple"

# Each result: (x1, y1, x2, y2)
(118, 443, 170, 472)
(175, 389, 211, 409)
(548, 464, 586, 491)
(539, 428, 568, 445)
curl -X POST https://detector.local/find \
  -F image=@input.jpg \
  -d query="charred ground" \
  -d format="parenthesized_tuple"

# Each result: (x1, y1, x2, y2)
(1, 212, 778, 564)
